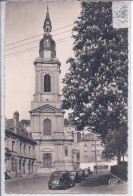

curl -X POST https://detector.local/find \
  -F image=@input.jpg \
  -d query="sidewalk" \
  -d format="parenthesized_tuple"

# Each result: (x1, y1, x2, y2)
(5, 172, 51, 182)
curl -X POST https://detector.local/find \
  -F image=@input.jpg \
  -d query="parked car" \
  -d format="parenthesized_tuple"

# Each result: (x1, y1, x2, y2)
(69, 171, 82, 183)
(48, 171, 75, 190)
(78, 169, 86, 180)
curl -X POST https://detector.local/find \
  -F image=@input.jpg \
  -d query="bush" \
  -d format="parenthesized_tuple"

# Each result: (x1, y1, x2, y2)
(111, 165, 127, 181)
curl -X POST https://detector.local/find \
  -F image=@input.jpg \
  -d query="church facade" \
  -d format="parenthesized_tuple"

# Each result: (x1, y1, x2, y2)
(29, 7, 75, 171)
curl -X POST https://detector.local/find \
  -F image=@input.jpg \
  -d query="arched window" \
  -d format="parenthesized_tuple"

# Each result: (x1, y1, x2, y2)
(44, 74, 51, 92)
(43, 119, 51, 136)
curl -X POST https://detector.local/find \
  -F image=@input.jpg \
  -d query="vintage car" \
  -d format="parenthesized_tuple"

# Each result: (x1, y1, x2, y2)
(69, 170, 82, 183)
(48, 171, 75, 190)
(78, 169, 86, 180)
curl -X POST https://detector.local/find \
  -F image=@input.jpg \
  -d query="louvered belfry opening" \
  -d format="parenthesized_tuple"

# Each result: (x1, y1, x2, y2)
(44, 74, 51, 92)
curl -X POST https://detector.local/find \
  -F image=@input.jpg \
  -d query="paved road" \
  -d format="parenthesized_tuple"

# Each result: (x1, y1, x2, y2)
(5, 174, 128, 194)
(5, 174, 77, 194)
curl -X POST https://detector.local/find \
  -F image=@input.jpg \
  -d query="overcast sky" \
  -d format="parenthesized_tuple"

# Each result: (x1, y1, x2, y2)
(5, 1, 81, 120)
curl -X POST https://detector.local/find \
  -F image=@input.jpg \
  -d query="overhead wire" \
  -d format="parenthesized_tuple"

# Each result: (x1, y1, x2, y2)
(6, 36, 72, 58)
(6, 23, 74, 47)
(6, 39, 72, 58)
(5, 29, 72, 51)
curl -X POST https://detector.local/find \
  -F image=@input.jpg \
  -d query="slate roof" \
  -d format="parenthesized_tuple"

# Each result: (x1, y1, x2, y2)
(5, 119, 33, 140)
(80, 132, 101, 141)
(20, 119, 30, 126)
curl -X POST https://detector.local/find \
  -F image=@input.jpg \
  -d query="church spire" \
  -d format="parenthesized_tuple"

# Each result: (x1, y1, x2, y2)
(43, 6, 52, 33)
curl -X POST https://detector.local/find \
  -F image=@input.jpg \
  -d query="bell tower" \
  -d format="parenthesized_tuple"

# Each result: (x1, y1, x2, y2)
(31, 6, 61, 110)
(30, 6, 73, 171)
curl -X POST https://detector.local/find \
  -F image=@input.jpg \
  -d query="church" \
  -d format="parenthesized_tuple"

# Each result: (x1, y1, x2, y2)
(29, 7, 76, 171)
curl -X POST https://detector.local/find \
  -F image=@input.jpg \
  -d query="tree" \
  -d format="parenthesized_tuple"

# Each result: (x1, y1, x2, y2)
(102, 126, 128, 165)
(62, 1, 128, 164)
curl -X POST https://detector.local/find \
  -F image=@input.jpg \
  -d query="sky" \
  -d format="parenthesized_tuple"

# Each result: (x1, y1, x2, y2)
(5, 1, 81, 120)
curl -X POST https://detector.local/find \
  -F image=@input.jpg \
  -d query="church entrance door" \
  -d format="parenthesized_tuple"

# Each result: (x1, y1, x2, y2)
(43, 153, 52, 168)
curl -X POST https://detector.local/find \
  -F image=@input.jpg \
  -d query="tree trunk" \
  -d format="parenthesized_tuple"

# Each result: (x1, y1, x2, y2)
(123, 154, 124, 164)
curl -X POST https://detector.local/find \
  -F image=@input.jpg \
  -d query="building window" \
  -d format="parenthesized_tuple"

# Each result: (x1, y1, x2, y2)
(11, 158, 17, 171)
(84, 156, 88, 159)
(24, 145, 26, 154)
(44, 74, 51, 92)
(97, 144, 101, 146)
(77, 152, 80, 160)
(12, 141, 15, 152)
(20, 143, 22, 153)
(43, 119, 51, 136)
(97, 150, 100, 156)
(33, 147, 34, 156)
(65, 147, 68, 156)
(91, 150, 95, 162)
(29, 146, 31, 156)
(84, 144, 87, 152)
(97, 155, 101, 162)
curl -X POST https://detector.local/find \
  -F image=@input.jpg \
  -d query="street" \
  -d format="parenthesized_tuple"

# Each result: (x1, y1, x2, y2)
(5, 173, 128, 194)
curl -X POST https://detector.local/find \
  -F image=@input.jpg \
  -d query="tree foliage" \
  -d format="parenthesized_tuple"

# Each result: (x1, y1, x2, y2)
(62, 2, 128, 163)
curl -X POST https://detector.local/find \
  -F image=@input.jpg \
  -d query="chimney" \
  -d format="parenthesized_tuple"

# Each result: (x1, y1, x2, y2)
(14, 111, 19, 123)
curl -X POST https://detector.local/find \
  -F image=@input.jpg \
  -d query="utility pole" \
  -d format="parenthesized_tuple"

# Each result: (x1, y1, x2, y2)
(95, 140, 97, 174)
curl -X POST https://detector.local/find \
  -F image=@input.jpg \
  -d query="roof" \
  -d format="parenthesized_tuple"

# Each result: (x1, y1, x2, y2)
(80, 132, 100, 141)
(43, 6, 52, 32)
(45, 6, 51, 23)
(29, 104, 64, 114)
(5, 118, 33, 141)
(20, 120, 30, 126)
(6, 119, 14, 130)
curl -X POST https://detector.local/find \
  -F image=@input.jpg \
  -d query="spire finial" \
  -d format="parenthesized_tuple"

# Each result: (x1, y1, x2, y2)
(47, 1, 49, 11)
(43, 2, 52, 34)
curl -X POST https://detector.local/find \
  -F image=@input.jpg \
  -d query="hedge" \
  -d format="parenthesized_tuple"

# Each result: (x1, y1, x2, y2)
(111, 164, 127, 181)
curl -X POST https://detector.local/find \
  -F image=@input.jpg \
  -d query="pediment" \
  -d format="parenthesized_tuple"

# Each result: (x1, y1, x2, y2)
(29, 104, 64, 114)
(41, 148, 54, 152)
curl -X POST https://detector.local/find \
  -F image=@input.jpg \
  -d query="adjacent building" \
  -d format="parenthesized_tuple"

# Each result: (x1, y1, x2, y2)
(5, 112, 36, 178)
(79, 132, 107, 171)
